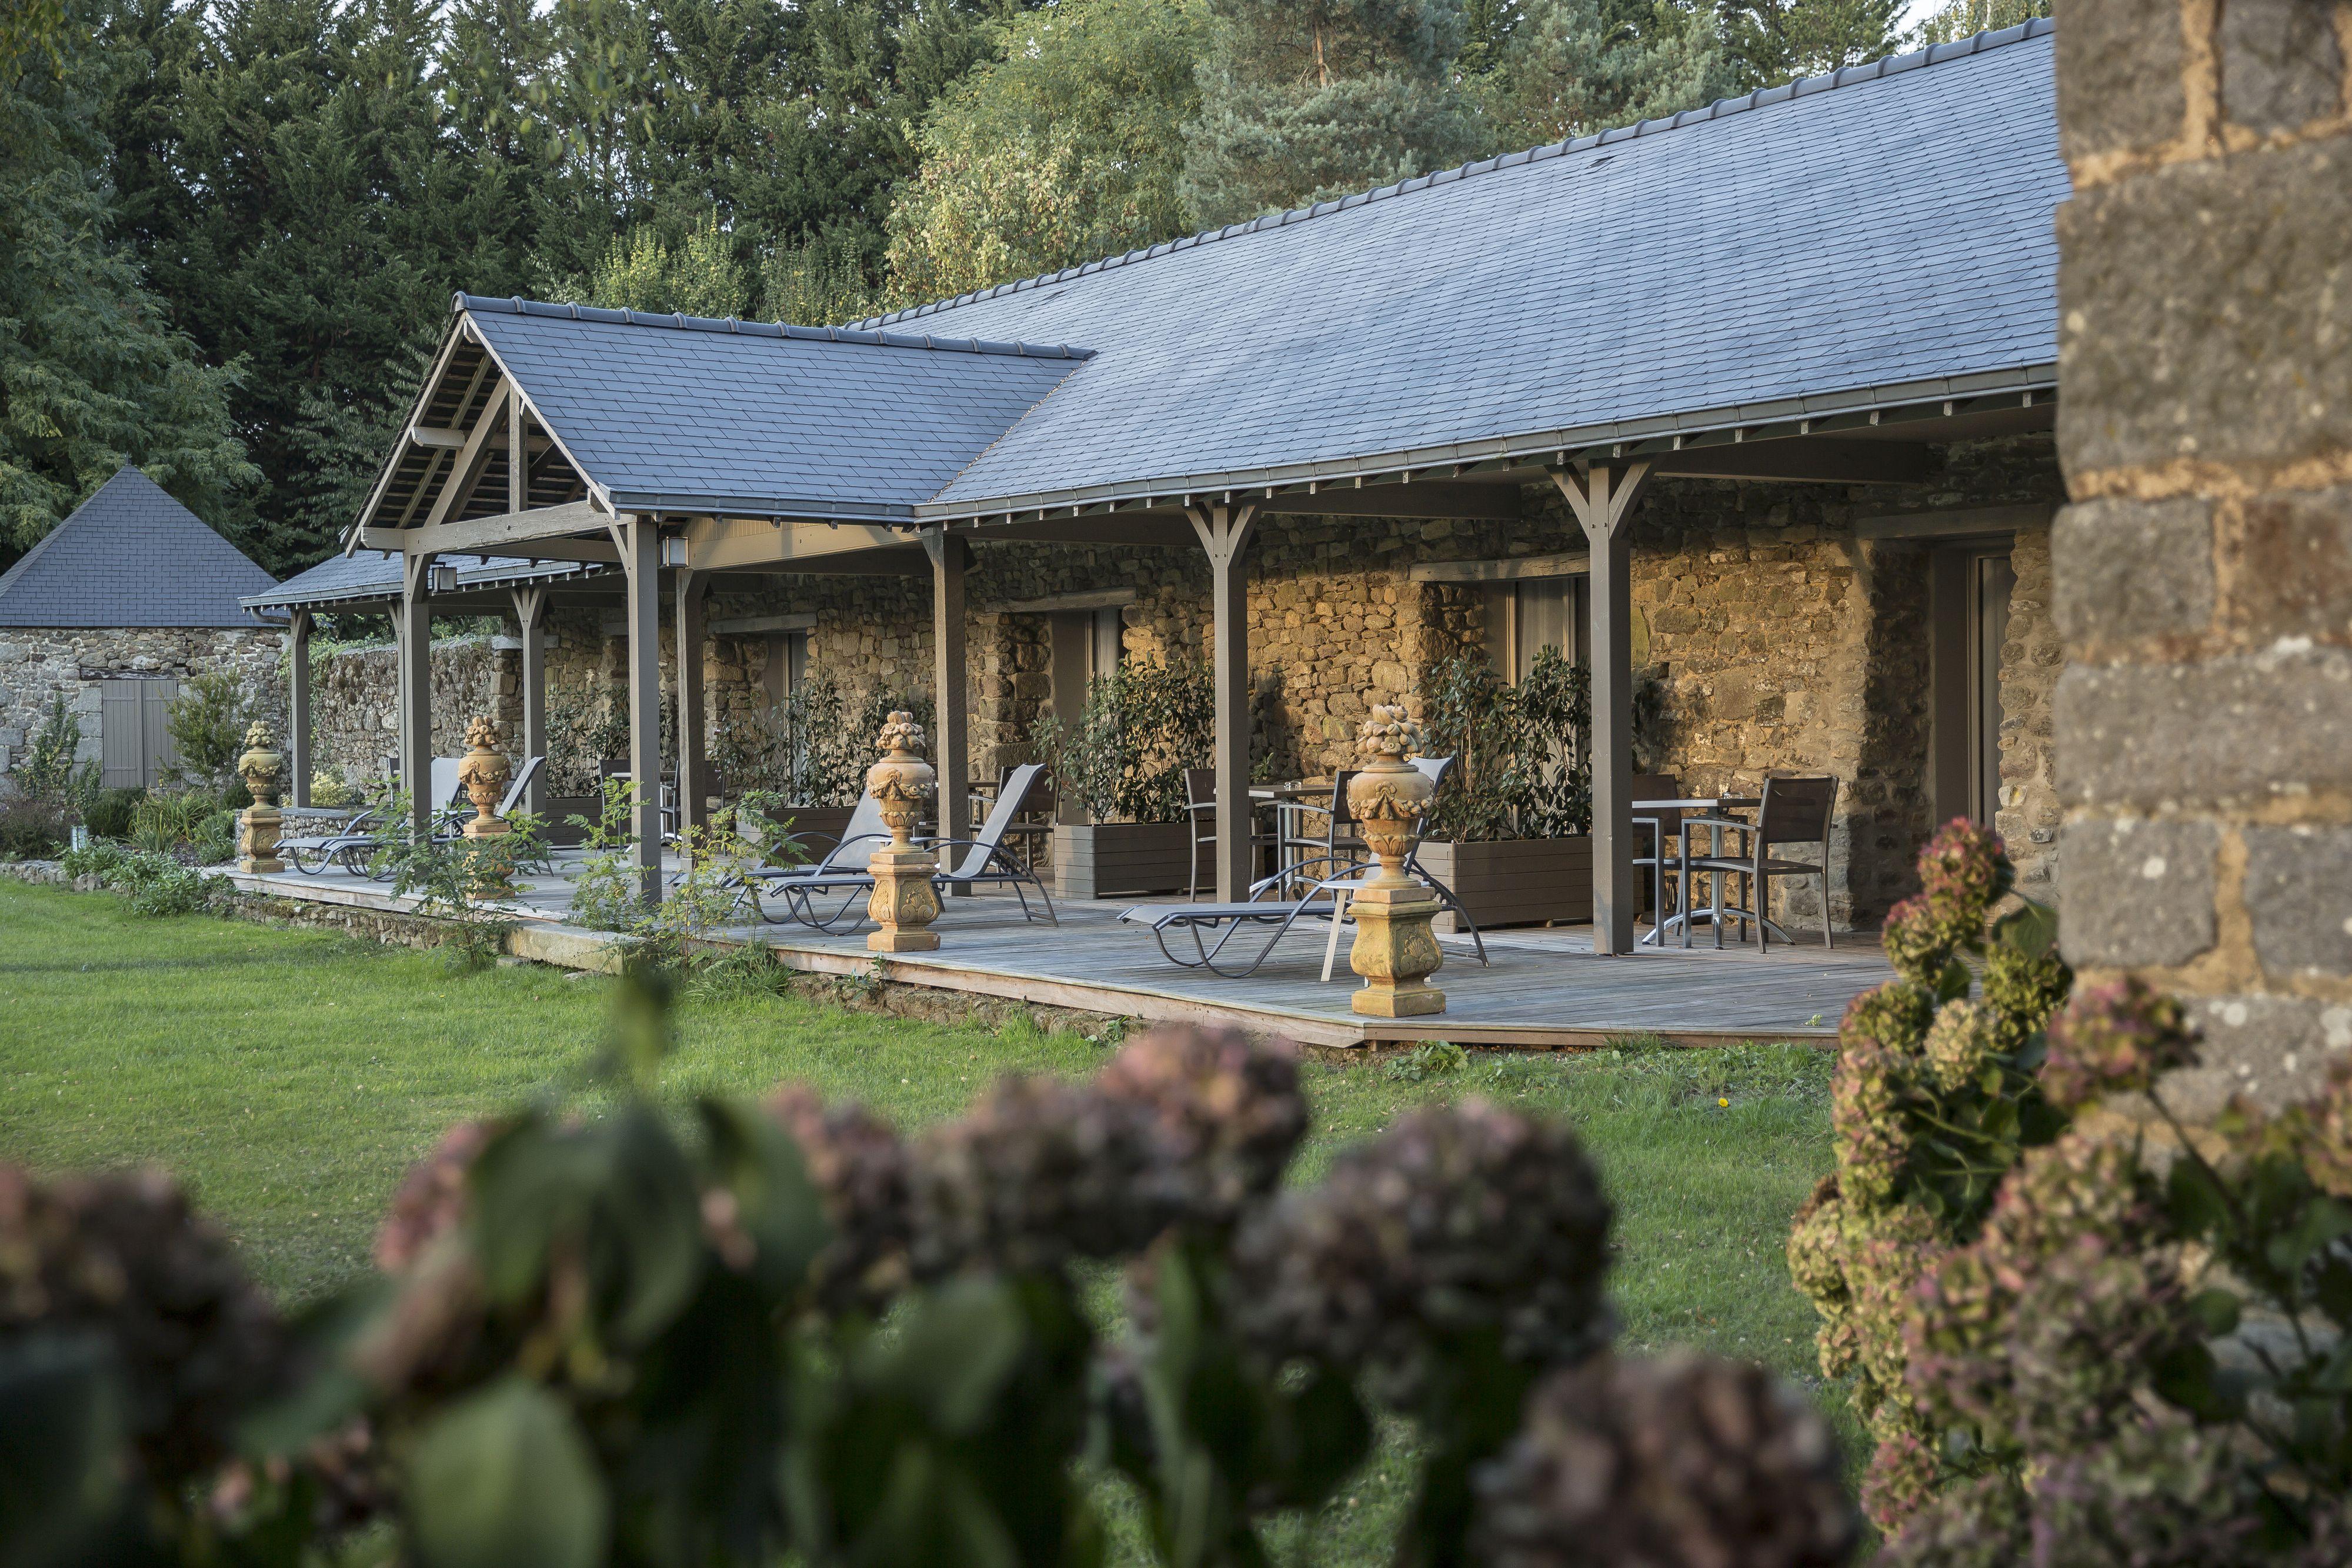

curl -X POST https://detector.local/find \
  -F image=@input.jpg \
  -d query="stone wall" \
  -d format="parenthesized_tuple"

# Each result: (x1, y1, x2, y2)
(310, 635, 522, 788)
(0, 626, 282, 784)
(2049, 0, 2352, 1115)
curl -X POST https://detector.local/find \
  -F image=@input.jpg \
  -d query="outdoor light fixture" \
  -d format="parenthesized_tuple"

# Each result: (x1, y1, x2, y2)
(660, 536, 690, 569)
(428, 564, 459, 595)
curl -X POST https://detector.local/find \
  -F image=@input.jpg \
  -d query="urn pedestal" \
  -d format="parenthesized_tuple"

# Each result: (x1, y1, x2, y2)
(235, 722, 285, 874)
(455, 716, 513, 841)
(864, 712, 942, 953)
(1344, 705, 1446, 1018)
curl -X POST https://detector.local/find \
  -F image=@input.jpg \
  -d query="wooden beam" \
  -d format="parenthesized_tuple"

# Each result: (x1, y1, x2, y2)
(1262, 481, 1520, 521)
(963, 515, 1199, 549)
(1550, 461, 1650, 956)
(619, 517, 663, 906)
(369, 499, 613, 558)
(675, 568, 711, 838)
(1857, 502, 2053, 541)
(1187, 500, 1261, 901)
(507, 395, 526, 515)
(408, 426, 466, 450)
(997, 588, 1137, 615)
(1651, 439, 1934, 485)
(288, 609, 313, 808)
(398, 554, 435, 838)
(422, 379, 514, 528)
(511, 586, 549, 819)
(709, 612, 816, 636)
(1409, 549, 1591, 585)
(685, 516, 915, 572)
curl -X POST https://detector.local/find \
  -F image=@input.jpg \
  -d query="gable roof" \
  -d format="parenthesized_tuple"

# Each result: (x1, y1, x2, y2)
(882, 19, 2064, 517)
(0, 468, 278, 628)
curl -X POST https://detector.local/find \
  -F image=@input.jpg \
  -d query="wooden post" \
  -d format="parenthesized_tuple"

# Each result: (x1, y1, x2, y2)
(511, 585, 549, 819)
(674, 567, 710, 837)
(1186, 501, 1260, 902)
(923, 529, 972, 883)
(508, 393, 528, 515)
(398, 556, 435, 838)
(1551, 461, 1651, 955)
(288, 608, 313, 808)
(620, 516, 664, 906)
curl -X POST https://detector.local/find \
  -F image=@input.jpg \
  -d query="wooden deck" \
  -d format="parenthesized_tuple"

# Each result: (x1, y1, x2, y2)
(227, 855, 1890, 1049)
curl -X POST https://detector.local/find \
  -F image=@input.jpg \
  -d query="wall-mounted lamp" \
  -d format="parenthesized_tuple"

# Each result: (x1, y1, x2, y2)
(660, 536, 690, 569)
(428, 564, 459, 595)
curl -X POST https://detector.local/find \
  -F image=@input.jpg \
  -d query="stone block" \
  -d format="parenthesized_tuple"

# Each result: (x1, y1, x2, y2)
(2054, 0, 2188, 161)
(2055, 644, 2352, 808)
(2057, 816, 2219, 968)
(2056, 136, 2352, 476)
(2219, 0, 2343, 133)
(2226, 485, 2352, 638)
(2241, 825, 2352, 977)
(2155, 993, 2352, 1119)
(2051, 497, 2214, 645)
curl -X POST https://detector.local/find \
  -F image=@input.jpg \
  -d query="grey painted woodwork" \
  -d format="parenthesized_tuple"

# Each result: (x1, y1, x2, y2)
(1187, 501, 1261, 902)
(925, 531, 973, 876)
(512, 586, 549, 819)
(621, 518, 664, 905)
(1553, 462, 1650, 955)
(398, 555, 435, 836)
(289, 610, 313, 807)
(1051, 823, 1193, 899)
(674, 568, 710, 836)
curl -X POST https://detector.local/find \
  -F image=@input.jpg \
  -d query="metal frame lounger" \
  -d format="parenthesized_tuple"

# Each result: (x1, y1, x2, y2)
(745, 795, 893, 932)
(922, 762, 1057, 924)
(1117, 859, 1369, 980)
(282, 758, 470, 875)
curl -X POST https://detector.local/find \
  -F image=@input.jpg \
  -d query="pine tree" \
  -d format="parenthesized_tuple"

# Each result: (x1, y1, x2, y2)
(0, 12, 252, 558)
(885, 0, 1207, 305)
(1715, 0, 1901, 88)
(1909, 0, 2047, 46)
(1181, 0, 1482, 229)
(1477, 0, 1729, 148)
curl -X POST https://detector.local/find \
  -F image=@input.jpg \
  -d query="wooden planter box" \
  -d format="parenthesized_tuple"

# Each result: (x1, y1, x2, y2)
(1053, 822, 1195, 900)
(741, 805, 860, 862)
(542, 795, 599, 847)
(1417, 836, 1592, 932)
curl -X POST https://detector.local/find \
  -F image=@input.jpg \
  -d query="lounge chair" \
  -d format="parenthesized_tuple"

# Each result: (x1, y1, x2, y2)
(282, 758, 468, 875)
(744, 795, 893, 931)
(921, 762, 1057, 924)
(1117, 858, 1368, 979)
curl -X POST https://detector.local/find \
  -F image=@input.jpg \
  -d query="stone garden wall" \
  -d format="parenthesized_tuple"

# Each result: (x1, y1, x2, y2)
(0, 626, 282, 783)
(2048, 0, 2352, 1116)
(309, 634, 523, 788)
(306, 433, 2065, 928)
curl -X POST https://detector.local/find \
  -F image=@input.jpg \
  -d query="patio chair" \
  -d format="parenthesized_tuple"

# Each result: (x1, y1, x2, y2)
(924, 763, 1057, 924)
(283, 758, 469, 875)
(1628, 772, 1687, 946)
(1183, 768, 1280, 901)
(1682, 775, 1838, 952)
(1119, 859, 1366, 979)
(743, 795, 894, 931)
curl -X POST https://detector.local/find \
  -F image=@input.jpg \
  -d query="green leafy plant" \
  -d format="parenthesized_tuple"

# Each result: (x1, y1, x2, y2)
(1030, 658, 1213, 824)
(162, 673, 251, 790)
(565, 778, 645, 933)
(1415, 646, 1591, 842)
(371, 797, 549, 972)
(1387, 1040, 1469, 1083)
(59, 839, 229, 915)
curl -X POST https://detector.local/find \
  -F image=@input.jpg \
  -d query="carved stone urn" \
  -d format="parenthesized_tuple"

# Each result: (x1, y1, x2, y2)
(235, 721, 285, 874)
(455, 716, 513, 840)
(1344, 705, 1445, 1017)
(863, 710, 942, 952)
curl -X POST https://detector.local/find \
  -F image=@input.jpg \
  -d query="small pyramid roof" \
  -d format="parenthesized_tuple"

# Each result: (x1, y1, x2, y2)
(0, 468, 278, 628)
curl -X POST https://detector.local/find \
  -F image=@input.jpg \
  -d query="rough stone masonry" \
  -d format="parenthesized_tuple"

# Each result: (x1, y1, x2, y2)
(2050, 0, 2352, 1115)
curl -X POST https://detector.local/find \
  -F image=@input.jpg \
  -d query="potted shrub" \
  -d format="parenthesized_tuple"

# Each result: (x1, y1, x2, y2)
(1412, 648, 1593, 931)
(1033, 659, 1210, 899)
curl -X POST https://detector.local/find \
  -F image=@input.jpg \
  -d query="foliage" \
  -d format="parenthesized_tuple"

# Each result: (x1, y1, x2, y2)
(1182, 0, 1483, 228)
(162, 673, 251, 789)
(885, 0, 1208, 303)
(1031, 658, 1214, 825)
(1469, 0, 1730, 148)
(1794, 820, 2352, 1563)
(565, 776, 646, 933)
(4, 964, 1860, 1568)
(80, 785, 144, 839)
(546, 683, 631, 797)
(585, 210, 754, 319)
(59, 838, 229, 915)
(371, 796, 549, 972)
(1714, 0, 1902, 89)
(13, 694, 97, 810)
(1387, 1040, 1469, 1082)
(1415, 645, 1592, 841)
(1907, 0, 2047, 47)
(311, 771, 358, 809)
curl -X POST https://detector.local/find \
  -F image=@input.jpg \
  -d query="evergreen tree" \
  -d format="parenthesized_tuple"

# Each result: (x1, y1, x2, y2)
(1910, 0, 2047, 45)
(1476, 0, 1728, 148)
(885, 0, 1207, 305)
(0, 14, 252, 558)
(1181, 0, 1482, 229)
(1715, 0, 1901, 88)
(586, 212, 755, 316)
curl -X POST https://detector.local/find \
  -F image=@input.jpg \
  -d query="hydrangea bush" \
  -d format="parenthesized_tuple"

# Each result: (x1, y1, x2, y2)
(1793, 821, 2352, 1564)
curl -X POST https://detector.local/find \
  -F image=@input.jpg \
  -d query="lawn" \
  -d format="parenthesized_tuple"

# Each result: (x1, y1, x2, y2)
(0, 879, 1851, 1558)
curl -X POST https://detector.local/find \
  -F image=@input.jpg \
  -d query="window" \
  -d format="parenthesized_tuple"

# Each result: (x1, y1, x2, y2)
(1929, 541, 2016, 826)
(1087, 607, 1124, 682)
(98, 678, 182, 788)
(761, 630, 808, 707)
(1486, 574, 1590, 679)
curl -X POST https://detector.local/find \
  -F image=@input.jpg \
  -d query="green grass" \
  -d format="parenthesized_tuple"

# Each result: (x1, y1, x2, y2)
(0, 879, 1852, 1560)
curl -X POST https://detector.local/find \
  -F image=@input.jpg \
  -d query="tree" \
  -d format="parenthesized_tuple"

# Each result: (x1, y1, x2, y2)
(0, 9, 252, 558)
(586, 211, 755, 317)
(1473, 0, 1729, 150)
(885, 0, 1207, 305)
(1181, 0, 1482, 229)
(1909, 0, 2047, 46)
(1715, 0, 1900, 89)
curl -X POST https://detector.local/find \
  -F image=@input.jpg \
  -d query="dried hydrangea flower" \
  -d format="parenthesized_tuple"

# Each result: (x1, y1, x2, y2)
(0, 1165, 286, 1483)
(2040, 978, 2198, 1112)
(1831, 1030, 1912, 1209)
(1980, 940, 2071, 1053)
(1469, 1353, 1857, 1568)
(1877, 1471, 2030, 1568)
(1913, 819, 2010, 921)
(1845, 1202, 1940, 1404)
(1843, 981, 1935, 1063)
(909, 1073, 1170, 1277)
(1783, 1175, 1849, 1308)
(1923, 999, 1998, 1093)
(1233, 1100, 1611, 1397)
(765, 1085, 914, 1311)
(1858, 1427, 1942, 1537)
(1093, 1025, 1307, 1230)
(2024, 1410, 2265, 1567)
(375, 1120, 497, 1272)
(2295, 1059, 2352, 1202)
(1882, 895, 1976, 987)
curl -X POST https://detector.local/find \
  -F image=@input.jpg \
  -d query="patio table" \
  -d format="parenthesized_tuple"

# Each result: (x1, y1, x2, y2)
(1249, 783, 1333, 883)
(1635, 795, 1760, 946)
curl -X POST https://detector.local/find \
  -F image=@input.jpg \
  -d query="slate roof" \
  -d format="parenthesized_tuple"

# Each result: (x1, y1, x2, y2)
(873, 20, 2066, 517)
(0, 467, 278, 628)
(459, 301, 1092, 522)
(246, 551, 605, 611)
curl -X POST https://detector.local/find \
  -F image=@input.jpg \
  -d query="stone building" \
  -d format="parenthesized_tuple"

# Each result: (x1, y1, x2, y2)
(259, 19, 2070, 937)
(2048, 0, 2352, 1113)
(0, 467, 279, 788)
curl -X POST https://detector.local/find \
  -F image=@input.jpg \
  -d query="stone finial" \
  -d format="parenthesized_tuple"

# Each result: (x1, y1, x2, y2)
(864, 709, 941, 953)
(874, 710, 928, 758)
(236, 722, 283, 810)
(455, 714, 513, 844)
(1344, 703, 1443, 1019)
(1354, 703, 1426, 765)
(463, 714, 501, 751)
